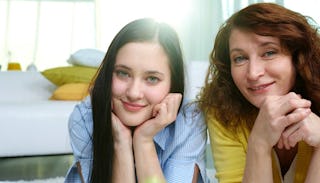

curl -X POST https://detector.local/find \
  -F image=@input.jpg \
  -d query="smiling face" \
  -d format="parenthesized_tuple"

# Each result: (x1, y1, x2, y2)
(111, 42, 171, 126)
(229, 29, 296, 108)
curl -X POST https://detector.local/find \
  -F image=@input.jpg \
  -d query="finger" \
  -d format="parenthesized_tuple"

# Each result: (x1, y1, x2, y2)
(167, 94, 182, 121)
(281, 109, 306, 149)
(152, 104, 161, 117)
(283, 116, 303, 137)
(277, 93, 311, 116)
(288, 130, 304, 148)
(278, 108, 311, 130)
(160, 93, 181, 117)
(277, 138, 284, 149)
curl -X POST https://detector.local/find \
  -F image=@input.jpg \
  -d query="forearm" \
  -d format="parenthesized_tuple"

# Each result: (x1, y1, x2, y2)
(243, 139, 273, 183)
(305, 147, 320, 183)
(133, 140, 165, 183)
(113, 142, 135, 183)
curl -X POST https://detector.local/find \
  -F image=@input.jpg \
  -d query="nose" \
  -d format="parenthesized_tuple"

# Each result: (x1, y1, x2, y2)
(126, 79, 143, 100)
(246, 58, 265, 81)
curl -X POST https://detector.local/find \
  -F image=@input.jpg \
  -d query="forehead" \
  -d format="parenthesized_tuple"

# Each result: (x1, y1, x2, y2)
(115, 42, 170, 72)
(229, 29, 280, 48)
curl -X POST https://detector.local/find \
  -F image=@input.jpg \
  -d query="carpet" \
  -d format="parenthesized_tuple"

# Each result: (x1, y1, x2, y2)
(0, 177, 64, 183)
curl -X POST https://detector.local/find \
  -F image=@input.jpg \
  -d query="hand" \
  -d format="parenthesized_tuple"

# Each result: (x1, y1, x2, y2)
(279, 112, 320, 149)
(112, 112, 133, 146)
(133, 93, 182, 143)
(250, 92, 311, 152)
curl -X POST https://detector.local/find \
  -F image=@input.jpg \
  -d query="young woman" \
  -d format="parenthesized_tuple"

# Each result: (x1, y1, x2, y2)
(199, 3, 320, 183)
(64, 18, 208, 183)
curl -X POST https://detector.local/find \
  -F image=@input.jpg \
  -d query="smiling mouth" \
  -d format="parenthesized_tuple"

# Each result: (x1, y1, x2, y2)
(249, 82, 274, 91)
(122, 101, 146, 112)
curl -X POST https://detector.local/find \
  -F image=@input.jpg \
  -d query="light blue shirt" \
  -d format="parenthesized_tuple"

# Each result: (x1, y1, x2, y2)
(64, 97, 208, 183)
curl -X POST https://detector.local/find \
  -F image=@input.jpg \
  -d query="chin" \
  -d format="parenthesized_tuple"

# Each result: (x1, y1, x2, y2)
(121, 116, 151, 127)
(251, 99, 264, 108)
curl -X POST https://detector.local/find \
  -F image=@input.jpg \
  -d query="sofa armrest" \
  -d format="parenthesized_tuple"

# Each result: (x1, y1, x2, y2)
(0, 71, 56, 102)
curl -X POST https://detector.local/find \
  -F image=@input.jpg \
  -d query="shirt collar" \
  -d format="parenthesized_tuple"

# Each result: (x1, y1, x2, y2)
(153, 125, 170, 150)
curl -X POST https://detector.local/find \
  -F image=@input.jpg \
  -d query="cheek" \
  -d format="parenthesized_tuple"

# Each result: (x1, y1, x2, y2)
(146, 86, 170, 104)
(112, 78, 126, 97)
(231, 68, 243, 89)
(268, 59, 296, 91)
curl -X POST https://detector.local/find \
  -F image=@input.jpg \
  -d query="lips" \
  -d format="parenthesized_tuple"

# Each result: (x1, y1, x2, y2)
(122, 101, 146, 112)
(249, 82, 274, 92)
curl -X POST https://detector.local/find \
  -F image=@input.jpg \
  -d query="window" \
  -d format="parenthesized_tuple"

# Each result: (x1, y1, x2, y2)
(0, 0, 95, 70)
(1, 0, 318, 71)
(284, 0, 320, 25)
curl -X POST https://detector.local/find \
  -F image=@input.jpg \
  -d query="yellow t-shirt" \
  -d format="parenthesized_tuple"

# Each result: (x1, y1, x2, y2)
(207, 112, 313, 183)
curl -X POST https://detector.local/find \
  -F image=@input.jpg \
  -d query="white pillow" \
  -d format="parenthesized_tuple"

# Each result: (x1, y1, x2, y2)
(67, 48, 105, 68)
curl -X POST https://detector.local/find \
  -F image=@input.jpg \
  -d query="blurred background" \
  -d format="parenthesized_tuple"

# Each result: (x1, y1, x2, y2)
(0, 0, 319, 71)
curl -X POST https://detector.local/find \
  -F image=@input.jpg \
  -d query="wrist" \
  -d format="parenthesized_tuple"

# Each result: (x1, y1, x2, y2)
(133, 130, 154, 144)
(133, 135, 154, 150)
(247, 136, 272, 155)
(114, 138, 132, 151)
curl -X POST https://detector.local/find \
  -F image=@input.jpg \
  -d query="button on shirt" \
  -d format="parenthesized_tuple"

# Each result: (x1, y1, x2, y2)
(64, 97, 208, 183)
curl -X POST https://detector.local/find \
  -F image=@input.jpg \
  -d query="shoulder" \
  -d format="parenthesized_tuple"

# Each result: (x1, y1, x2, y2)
(155, 100, 206, 146)
(69, 96, 92, 121)
(68, 96, 93, 137)
(207, 113, 249, 151)
(174, 100, 206, 132)
(68, 96, 93, 158)
(165, 100, 207, 144)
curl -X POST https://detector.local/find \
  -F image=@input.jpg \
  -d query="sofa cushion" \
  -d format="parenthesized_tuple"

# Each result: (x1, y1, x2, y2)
(0, 71, 56, 102)
(50, 83, 90, 101)
(41, 66, 97, 86)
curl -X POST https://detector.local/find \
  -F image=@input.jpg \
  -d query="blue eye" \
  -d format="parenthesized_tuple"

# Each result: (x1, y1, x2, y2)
(146, 76, 159, 84)
(233, 55, 247, 64)
(264, 51, 276, 57)
(115, 70, 129, 78)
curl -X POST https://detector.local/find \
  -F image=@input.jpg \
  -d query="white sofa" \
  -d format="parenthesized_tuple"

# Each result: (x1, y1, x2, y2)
(0, 61, 209, 158)
(0, 71, 78, 157)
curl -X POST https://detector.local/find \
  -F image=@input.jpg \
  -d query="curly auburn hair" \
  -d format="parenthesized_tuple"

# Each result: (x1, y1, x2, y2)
(198, 3, 320, 130)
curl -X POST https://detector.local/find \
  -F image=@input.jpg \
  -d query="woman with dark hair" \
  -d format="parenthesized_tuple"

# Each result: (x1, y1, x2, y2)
(199, 3, 320, 183)
(65, 18, 208, 183)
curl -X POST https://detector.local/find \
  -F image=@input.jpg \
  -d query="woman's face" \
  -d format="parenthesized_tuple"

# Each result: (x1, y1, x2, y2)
(229, 29, 296, 108)
(112, 42, 171, 126)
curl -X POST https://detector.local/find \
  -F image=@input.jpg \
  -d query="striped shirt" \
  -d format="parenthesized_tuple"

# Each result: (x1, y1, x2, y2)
(64, 97, 208, 183)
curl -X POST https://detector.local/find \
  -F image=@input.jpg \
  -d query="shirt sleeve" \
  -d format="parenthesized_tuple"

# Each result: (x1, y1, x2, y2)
(208, 114, 248, 183)
(162, 106, 208, 183)
(65, 101, 93, 183)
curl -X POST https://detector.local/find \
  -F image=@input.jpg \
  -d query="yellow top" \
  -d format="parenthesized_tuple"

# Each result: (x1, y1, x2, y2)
(207, 112, 313, 183)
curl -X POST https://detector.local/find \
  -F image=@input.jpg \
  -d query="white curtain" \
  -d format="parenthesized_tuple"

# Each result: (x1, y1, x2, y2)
(220, 0, 283, 21)
(2, 0, 319, 72)
(94, 0, 284, 63)
(0, 0, 95, 71)
(94, 0, 221, 63)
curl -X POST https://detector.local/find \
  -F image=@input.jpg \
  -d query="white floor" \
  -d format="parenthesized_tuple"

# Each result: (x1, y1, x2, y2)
(0, 177, 64, 183)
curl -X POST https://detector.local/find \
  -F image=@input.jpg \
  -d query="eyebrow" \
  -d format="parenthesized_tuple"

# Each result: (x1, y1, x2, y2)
(230, 41, 279, 53)
(114, 64, 130, 70)
(145, 71, 165, 76)
(114, 64, 165, 76)
(259, 41, 279, 47)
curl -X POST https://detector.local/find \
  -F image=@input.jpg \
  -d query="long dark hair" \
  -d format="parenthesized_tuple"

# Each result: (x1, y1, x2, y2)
(90, 18, 185, 183)
(199, 3, 320, 130)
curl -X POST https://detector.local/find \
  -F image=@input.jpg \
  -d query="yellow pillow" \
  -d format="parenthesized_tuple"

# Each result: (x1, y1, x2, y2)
(50, 83, 90, 101)
(41, 66, 97, 86)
